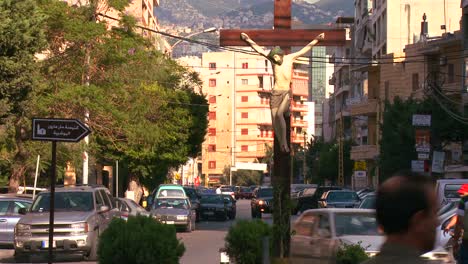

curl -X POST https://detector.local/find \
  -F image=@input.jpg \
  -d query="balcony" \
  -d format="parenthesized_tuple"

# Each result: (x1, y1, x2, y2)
(350, 145, 380, 161)
(292, 119, 307, 127)
(329, 75, 336, 85)
(291, 102, 308, 112)
(350, 98, 378, 116)
(291, 132, 306, 144)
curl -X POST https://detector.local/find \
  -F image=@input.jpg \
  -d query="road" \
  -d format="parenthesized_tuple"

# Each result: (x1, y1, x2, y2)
(0, 200, 285, 264)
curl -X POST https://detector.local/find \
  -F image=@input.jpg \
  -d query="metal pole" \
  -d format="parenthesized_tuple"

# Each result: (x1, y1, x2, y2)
(33, 155, 40, 200)
(116, 160, 119, 197)
(48, 141, 57, 264)
(231, 51, 237, 186)
(303, 132, 307, 184)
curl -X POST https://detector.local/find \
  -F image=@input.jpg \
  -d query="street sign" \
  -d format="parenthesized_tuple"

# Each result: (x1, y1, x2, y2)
(354, 161, 367, 171)
(412, 115, 431, 126)
(417, 153, 430, 160)
(32, 118, 91, 142)
(411, 160, 425, 172)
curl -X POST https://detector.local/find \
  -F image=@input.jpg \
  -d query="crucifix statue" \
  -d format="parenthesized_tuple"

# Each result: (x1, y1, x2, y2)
(240, 32, 325, 153)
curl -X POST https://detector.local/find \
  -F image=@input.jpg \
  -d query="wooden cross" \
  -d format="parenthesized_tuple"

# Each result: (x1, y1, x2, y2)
(219, 0, 346, 258)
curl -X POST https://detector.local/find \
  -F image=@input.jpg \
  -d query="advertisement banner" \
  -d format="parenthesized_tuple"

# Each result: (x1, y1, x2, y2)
(412, 115, 431, 126)
(411, 160, 425, 172)
(415, 129, 431, 153)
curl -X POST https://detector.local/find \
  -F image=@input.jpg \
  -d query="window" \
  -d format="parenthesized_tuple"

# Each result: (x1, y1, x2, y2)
(99, 189, 113, 208)
(241, 128, 248, 135)
(12, 201, 31, 214)
(209, 62, 216, 70)
(241, 145, 248, 152)
(260, 129, 264, 137)
(209, 79, 216, 87)
(0, 201, 9, 215)
(265, 60, 268, 72)
(241, 112, 248, 118)
(208, 144, 216, 152)
(95, 191, 104, 206)
(209, 112, 216, 120)
(208, 161, 216, 169)
(242, 79, 248, 85)
(384, 81, 390, 101)
(448, 64, 455, 83)
(412, 73, 419, 91)
(209, 96, 216, 103)
(241, 96, 248, 102)
(258, 76, 264, 88)
(208, 128, 216, 136)
(242, 62, 248, 69)
(295, 213, 318, 236)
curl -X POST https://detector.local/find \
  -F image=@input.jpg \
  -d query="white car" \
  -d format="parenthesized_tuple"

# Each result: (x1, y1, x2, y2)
(290, 208, 452, 263)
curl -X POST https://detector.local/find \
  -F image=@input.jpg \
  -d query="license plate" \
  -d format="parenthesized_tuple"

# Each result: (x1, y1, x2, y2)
(42, 240, 56, 248)
(164, 221, 174, 224)
(204, 212, 214, 215)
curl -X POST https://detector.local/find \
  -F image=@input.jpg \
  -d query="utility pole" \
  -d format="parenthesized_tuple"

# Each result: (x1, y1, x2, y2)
(338, 112, 344, 186)
(303, 131, 307, 184)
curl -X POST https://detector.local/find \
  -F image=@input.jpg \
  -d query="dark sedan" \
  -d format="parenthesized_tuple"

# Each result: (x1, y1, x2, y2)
(318, 190, 360, 208)
(199, 194, 228, 221)
(251, 187, 273, 218)
(237, 187, 254, 199)
(150, 197, 196, 232)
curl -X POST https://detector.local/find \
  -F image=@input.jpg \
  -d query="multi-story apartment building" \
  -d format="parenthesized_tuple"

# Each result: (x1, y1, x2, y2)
(200, 51, 311, 186)
(348, 0, 462, 187)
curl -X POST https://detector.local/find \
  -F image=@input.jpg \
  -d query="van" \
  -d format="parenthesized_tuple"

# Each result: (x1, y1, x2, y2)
(436, 179, 468, 207)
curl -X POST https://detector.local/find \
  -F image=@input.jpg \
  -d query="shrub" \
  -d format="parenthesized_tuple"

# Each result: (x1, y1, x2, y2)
(336, 242, 370, 264)
(225, 220, 271, 264)
(98, 215, 185, 264)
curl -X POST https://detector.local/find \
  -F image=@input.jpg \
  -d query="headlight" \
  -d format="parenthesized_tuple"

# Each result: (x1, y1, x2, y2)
(258, 200, 264, 205)
(366, 251, 378, 257)
(15, 224, 31, 237)
(70, 222, 88, 235)
(176, 215, 187, 220)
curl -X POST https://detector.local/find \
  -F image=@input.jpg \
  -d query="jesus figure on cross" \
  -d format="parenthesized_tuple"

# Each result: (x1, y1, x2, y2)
(240, 32, 325, 153)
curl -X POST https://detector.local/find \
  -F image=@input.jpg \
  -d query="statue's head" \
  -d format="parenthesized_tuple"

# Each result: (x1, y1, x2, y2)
(268, 46, 284, 65)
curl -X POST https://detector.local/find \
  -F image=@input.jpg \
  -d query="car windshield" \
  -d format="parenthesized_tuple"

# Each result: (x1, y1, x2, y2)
(359, 196, 376, 209)
(31, 192, 94, 212)
(155, 198, 189, 210)
(328, 192, 358, 202)
(200, 195, 223, 204)
(335, 213, 379, 236)
(258, 188, 273, 197)
(157, 188, 185, 198)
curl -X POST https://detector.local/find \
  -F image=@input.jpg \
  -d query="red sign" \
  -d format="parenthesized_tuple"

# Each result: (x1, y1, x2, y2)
(194, 177, 200, 186)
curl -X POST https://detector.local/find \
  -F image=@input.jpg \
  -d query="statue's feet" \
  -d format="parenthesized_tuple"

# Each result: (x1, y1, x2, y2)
(281, 144, 290, 153)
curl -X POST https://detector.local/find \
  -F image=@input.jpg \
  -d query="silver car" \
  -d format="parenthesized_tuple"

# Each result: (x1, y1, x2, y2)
(116, 198, 150, 221)
(0, 194, 32, 245)
(290, 208, 452, 264)
(14, 185, 119, 262)
(150, 197, 195, 232)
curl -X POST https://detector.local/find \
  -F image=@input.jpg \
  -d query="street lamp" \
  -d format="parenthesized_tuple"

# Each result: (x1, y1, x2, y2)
(169, 27, 218, 56)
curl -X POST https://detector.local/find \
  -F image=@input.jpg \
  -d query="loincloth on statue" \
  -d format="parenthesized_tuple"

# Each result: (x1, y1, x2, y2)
(269, 90, 290, 109)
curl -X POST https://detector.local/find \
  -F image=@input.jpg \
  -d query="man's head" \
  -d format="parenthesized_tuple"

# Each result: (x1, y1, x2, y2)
(376, 171, 438, 253)
(268, 46, 284, 65)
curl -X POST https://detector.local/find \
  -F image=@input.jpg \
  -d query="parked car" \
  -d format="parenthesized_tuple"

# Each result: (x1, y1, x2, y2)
(116, 198, 150, 221)
(222, 194, 236, 219)
(14, 185, 119, 262)
(293, 186, 342, 214)
(199, 194, 229, 221)
(0, 194, 33, 246)
(183, 187, 201, 222)
(356, 188, 374, 200)
(237, 186, 254, 199)
(251, 187, 273, 218)
(150, 196, 195, 232)
(358, 193, 376, 209)
(318, 190, 360, 208)
(291, 208, 451, 263)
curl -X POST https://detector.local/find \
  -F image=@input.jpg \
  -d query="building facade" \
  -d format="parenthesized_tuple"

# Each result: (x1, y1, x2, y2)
(200, 51, 311, 186)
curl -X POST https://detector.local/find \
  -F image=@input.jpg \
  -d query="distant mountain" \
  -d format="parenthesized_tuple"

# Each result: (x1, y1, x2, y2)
(156, 0, 354, 29)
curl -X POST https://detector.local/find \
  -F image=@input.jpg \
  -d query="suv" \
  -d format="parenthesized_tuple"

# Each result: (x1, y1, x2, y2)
(251, 187, 273, 218)
(14, 185, 119, 262)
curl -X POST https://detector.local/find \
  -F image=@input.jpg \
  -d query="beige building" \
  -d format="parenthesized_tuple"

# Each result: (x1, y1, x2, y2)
(200, 51, 311, 185)
(345, 0, 462, 187)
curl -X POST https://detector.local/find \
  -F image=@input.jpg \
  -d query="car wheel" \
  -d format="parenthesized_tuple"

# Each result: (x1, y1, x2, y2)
(14, 253, 29, 263)
(85, 233, 99, 261)
(186, 220, 192, 232)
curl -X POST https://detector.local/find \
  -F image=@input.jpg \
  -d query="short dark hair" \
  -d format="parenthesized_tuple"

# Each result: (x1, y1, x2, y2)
(376, 171, 434, 235)
(267, 46, 284, 60)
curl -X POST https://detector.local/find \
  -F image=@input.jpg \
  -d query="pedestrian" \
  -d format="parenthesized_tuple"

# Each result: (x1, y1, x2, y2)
(443, 185, 468, 236)
(363, 171, 439, 264)
(452, 184, 468, 263)
(216, 186, 222, 194)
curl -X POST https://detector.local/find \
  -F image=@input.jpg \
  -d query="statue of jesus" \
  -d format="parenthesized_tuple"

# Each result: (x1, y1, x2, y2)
(240, 32, 325, 153)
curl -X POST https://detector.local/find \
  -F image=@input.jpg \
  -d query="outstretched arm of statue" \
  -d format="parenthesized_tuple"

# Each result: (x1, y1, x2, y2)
(291, 33, 325, 60)
(240, 32, 269, 58)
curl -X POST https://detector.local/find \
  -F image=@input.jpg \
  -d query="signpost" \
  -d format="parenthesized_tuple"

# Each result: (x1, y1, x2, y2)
(32, 118, 90, 264)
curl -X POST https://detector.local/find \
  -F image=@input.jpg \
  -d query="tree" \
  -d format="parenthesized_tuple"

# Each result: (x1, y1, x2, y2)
(0, 0, 47, 191)
(379, 96, 468, 181)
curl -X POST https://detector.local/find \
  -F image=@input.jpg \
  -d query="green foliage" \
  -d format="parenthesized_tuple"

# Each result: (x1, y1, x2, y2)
(306, 139, 353, 185)
(336, 242, 370, 264)
(232, 170, 262, 186)
(225, 220, 271, 264)
(379, 97, 468, 180)
(98, 215, 185, 264)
